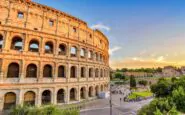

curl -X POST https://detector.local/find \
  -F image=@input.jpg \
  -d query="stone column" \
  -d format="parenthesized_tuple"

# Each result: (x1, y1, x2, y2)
(39, 37, 44, 56)
(66, 63, 70, 83)
(77, 64, 80, 81)
(54, 63, 58, 82)
(77, 86, 80, 102)
(36, 88, 41, 107)
(0, 90, 4, 111)
(2, 31, 10, 53)
(17, 89, 23, 106)
(19, 60, 25, 83)
(38, 61, 43, 82)
(53, 88, 57, 105)
(67, 43, 70, 59)
(66, 86, 69, 104)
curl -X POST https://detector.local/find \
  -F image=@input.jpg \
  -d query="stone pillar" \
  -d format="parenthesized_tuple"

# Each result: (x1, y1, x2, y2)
(38, 62, 43, 82)
(77, 64, 80, 81)
(0, 90, 4, 111)
(2, 31, 10, 53)
(66, 63, 70, 83)
(66, 86, 69, 104)
(36, 88, 41, 107)
(77, 86, 80, 102)
(17, 89, 23, 106)
(19, 60, 25, 83)
(54, 63, 58, 82)
(85, 66, 88, 81)
(53, 88, 57, 105)
(67, 43, 70, 59)
(39, 37, 44, 55)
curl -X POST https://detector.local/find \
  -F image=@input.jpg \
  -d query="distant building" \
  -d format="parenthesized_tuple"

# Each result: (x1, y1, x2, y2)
(123, 72, 153, 77)
(162, 66, 181, 77)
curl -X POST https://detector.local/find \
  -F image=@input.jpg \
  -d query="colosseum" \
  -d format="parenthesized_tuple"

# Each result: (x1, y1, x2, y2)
(0, 0, 110, 111)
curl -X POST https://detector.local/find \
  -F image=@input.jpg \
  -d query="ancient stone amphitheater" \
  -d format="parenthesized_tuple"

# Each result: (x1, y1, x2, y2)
(0, 0, 109, 111)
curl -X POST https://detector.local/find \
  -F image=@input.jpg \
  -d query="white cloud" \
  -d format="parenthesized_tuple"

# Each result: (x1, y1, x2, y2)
(156, 56, 165, 62)
(91, 23, 111, 31)
(109, 46, 121, 55)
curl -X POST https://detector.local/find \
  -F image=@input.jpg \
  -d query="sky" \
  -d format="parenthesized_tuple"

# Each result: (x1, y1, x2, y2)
(32, 0, 185, 69)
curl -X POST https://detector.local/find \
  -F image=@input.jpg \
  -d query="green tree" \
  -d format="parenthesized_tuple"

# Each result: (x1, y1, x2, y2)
(138, 80, 148, 86)
(130, 75, 136, 88)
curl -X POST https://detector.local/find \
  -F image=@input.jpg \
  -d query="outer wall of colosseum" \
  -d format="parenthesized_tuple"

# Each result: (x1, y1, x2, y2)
(0, 0, 110, 111)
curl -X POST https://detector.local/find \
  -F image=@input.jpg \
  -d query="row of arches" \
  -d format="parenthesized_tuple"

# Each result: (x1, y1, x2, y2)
(3, 85, 107, 110)
(0, 35, 106, 62)
(7, 62, 109, 78)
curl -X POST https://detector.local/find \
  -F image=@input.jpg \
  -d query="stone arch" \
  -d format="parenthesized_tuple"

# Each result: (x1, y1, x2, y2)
(43, 64, 52, 78)
(70, 66, 77, 78)
(45, 41, 53, 53)
(42, 90, 51, 105)
(89, 68, 93, 78)
(95, 68, 99, 78)
(29, 39, 39, 52)
(26, 64, 37, 78)
(70, 88, 77, 101)
(80, 48, 85, 58)
(70, 46, 77, 57)
(3, 92, 16, 110)
(81, 67, 86, 78)
(11, 36, 23, 51)
(88, 50, 93, 60)
(7, 62, 19, 78)
(0, 34, 3, 49)
(24, 91, 36, 106)
(95, 85, 100, 96)
(58, 44, 66, 55)
(57, 89, 65, 103)
(58, 65, 65, 78)
(80, 87, 86, 99)
(88, 86, 94, 97)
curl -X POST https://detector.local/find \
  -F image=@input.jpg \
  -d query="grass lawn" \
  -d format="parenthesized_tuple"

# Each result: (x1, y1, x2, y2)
(128, 91, 153, 99)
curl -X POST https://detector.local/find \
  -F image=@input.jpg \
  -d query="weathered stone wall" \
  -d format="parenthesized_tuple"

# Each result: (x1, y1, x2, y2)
(0, 0, 110, 111)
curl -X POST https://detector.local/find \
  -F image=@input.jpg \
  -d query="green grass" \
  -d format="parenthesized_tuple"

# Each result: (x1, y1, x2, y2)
(128, 91, 153, 100)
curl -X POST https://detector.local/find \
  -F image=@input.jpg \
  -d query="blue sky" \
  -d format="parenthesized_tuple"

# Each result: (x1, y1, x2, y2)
(33, 0, 185, 69)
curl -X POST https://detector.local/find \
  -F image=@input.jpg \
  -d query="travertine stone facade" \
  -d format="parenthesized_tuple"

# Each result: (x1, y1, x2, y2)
(0, 0, 110, 110)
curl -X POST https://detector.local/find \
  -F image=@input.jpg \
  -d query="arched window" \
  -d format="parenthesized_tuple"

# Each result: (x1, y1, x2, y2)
(29, 39, 39, 52)
(43, 65, 52, 78)
(80, 87, 86, 99)
(101, 85, 104, 92)
(70, 66, 76, 78)
(89, 68, 93, 78)
(100, 69, 103, 77)
(26, 64, 37, 78)
(45, 41, 53, 53)
(58, 65, 65, 78)
(0, 34, 3, 49)
(58, 44, 66, 55)
(11, 36, 23, 51)
(95, 68, 99, 78)
(24, 91, 35, 106)
(88, 50, 93, 60)
(7, 63, 19, 78)
(70, 46, 77, 57)
(57, 89, 65, 103)
(95, 86, 99, 96)
(4, 92, 16, 110)
(70, 88, 77, 101)
(81, 67, 85, 78)
(42, 90, 51, 105)
(89, 86, 93, 97)
(80, 48, 85, 58)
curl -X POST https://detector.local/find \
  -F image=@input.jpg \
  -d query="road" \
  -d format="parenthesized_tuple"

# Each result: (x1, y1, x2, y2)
(80, 88, 152, 115)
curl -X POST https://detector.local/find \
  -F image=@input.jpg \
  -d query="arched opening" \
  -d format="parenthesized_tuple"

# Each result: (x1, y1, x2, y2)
(70, 88, 77, 101)
(58, 44, 66, 55)
(42, 90, 51, 105)
(89, 68, 93, 78)
(100, 69, 103, 77)
(11, 36, 23, 51)
(45, 41, 53, 54)
(101, 85, 104, 92)
(80, 48, 85, 58)
(57, 89, 65, 103)
(95, 68, 99, 78)
(24, 91, 35, 106)
(0, 34, 3, 49)
(70, 46, 77, 57)
(3, 92, 16, 110)
(70, 66, 76, 78)
(7, 63, 19, 78)
(43, 65, 52, 78)
(81, 67, 85, 78)
(95, 86, 99, 96)
(80, 87, 86, 99)
(58, 65, 65, 78)
(89, 86, 93, 97)
(29, 39, 39, 52)
(88, 50, 93, 60)
(26, 64, 37, 78)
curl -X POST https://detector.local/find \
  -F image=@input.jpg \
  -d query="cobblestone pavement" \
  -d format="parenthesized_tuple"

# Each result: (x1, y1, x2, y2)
(80, 93, 152, 115)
